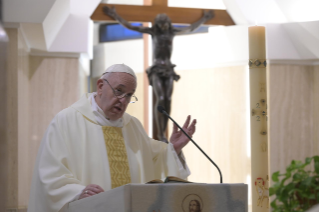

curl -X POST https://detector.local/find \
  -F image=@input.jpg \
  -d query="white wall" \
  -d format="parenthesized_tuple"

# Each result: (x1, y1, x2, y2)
(92, 39, 144, 78)
(3, 0, 56, 23)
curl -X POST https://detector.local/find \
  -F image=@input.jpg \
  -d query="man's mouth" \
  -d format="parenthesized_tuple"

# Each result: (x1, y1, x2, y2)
(114, 106, 122, 112)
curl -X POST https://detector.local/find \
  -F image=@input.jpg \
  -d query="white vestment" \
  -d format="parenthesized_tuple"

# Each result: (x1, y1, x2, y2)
(27, 93, 190, 212)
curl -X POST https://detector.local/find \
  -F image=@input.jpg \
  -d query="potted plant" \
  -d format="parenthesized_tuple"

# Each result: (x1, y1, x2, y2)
(269, 156, 319, 212)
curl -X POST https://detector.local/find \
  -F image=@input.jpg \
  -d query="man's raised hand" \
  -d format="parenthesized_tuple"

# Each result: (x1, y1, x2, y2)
(169, 115, 197, 155)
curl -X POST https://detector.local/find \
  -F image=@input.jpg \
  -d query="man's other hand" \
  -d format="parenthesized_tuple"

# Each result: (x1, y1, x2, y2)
(79, 184, 105, 200)
(170, 115, 197, 154)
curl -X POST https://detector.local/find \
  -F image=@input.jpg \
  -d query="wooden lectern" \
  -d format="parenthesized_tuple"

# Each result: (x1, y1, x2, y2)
(65, 183, 248, 212)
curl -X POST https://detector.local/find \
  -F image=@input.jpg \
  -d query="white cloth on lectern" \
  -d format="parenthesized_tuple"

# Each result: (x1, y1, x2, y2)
(27, 93, 190, 212)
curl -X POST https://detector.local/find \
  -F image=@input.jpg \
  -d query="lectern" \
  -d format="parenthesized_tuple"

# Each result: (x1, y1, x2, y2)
(65, 183, 248, 212)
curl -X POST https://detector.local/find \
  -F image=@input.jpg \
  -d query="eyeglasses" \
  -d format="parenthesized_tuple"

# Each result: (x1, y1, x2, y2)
(103, 79, 138, 103)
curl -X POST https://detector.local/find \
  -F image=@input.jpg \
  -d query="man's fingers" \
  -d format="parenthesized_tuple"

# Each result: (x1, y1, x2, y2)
(190, 119, 196, 126)
(191, 119, 197, 134)
(190, 119, 197, 131)
(88, 187, 102, 194)
(92, 184, 105, 192)
(191, 125, 196, 135)
(87, 190, 96, 195)
(80, 184, 105, 200)
(172, 123, 178, 133)
(186, 119, 196, 136)
(182, 115, 191, 129)
(79, 192, 92, 200)
(86, 184, 104, 193)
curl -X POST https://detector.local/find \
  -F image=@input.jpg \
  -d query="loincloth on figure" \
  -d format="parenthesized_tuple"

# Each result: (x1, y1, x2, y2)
(146, 64, 180, 86)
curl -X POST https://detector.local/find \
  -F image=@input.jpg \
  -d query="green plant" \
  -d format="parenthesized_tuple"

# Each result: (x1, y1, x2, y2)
(269, 156, 319, 212)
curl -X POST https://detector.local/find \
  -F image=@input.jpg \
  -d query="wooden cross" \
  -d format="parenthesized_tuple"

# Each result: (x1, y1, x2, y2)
(91, 0, 235, 26)
(90, 0, 235, 135)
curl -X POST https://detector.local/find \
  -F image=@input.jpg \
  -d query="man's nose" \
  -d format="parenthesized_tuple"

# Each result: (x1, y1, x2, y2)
(118, 96, 128, 104)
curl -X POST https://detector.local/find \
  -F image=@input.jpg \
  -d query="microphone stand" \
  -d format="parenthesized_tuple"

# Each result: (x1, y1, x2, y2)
(160, 108, 223, 183)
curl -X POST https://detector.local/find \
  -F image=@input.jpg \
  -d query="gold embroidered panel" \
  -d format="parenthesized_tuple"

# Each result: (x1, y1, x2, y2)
(102, 126, 131, 189)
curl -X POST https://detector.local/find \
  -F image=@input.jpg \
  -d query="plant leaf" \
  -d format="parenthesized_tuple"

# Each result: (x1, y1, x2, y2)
(269, 187, 275, 196)
(270, 199, 278, 209)
(270, 156, 319, 211)
(272, 171, 280, 182)
(309, 193, 316, 199)
(286, 160, 296, 172)
(280, 172, 291, 186)
(305, 157, 312, 164)
(314, 155, 319, 174)
(304, 176, 313, 186)
(293, 173, 302, 181)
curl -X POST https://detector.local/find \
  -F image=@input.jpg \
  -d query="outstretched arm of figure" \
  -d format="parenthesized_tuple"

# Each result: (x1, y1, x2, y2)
(103, 6, 153, 34)
(173, 10, 214, 35)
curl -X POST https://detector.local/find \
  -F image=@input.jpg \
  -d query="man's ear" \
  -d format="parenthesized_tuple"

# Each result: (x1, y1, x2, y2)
(96, 79, 104, 95)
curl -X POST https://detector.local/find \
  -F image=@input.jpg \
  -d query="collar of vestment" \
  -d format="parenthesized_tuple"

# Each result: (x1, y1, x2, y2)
(70, 93, 132, 127)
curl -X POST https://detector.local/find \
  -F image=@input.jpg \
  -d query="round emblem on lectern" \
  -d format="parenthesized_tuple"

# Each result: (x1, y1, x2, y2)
(182, 194, 203, 212)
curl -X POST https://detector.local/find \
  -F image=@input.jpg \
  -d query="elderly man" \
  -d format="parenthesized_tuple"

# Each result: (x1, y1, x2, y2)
(28, 64, 196, 212)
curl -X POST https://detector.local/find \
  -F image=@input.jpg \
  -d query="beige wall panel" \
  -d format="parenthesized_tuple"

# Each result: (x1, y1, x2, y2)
(27, 56, 80, 208)
(17, 29, 30, 208)
(125, 72, 144, 126)
(91, 45, 105, 92)
(91, 76, 99, 93)
(168, 66, 249, 184)
(313, 65, 319, 157)
(268, 64, 314, 176)
(6, 28, 19, 209)
(92, 45, 105, 79)
(78, 62, 89, 97)
(0, 27, 9, 212)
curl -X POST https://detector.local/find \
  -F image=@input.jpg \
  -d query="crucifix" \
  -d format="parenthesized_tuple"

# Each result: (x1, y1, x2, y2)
(91, 0, 235, 141)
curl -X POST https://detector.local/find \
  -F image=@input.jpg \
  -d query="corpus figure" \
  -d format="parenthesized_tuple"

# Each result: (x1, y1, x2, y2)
(104, 7, 214, 142)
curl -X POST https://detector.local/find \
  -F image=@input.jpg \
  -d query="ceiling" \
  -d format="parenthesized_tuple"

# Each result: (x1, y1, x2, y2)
(2, 0, 319, 61)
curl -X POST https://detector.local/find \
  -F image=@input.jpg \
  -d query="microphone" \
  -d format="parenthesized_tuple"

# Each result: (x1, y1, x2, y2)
(157, 105, 223, 183)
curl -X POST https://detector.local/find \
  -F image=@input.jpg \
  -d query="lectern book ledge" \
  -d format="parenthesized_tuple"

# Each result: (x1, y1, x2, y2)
(67, 183, 248, 212)
(146, 176, 192, 184)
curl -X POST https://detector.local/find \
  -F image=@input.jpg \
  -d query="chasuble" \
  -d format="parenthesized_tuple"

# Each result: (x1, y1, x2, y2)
(28, 93, 190, 212)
